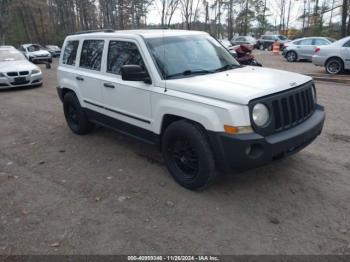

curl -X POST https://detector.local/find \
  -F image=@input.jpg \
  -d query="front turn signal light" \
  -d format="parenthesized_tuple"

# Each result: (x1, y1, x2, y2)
(224, 125, 253, 135)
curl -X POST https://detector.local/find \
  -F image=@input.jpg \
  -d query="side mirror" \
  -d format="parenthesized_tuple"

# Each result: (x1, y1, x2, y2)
(121, 65, 151, 84)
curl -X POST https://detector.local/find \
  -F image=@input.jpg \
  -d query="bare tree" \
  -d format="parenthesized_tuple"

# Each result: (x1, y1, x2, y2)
(160, 0, 180, 27)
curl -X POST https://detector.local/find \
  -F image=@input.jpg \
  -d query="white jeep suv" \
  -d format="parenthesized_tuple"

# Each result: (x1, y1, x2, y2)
(57, 30, 325, 190)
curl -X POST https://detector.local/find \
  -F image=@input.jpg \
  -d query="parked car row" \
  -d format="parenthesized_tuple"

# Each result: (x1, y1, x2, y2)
(282, 36, 350, 75)
(230, 35, 290, 51)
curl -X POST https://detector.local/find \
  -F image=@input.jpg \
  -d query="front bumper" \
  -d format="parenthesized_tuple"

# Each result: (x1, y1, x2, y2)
(0, 73, 43, 89)
(30, 57, 52, 63)
(208, 105, 325, 172)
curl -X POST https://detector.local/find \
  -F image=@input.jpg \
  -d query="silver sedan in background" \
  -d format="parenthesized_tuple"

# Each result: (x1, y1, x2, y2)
(0, 46, 43, 89)
(283, 37, 335, 62)
(312, 36, 350, 74)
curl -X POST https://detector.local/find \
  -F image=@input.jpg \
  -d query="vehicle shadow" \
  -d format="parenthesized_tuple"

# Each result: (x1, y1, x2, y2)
(90, 124, 306, 195)
(0, 84, 42, 93)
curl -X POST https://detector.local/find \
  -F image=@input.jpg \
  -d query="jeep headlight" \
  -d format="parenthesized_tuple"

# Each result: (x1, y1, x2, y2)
(252, 103, 270, 127)
(32, 69, 41, 74)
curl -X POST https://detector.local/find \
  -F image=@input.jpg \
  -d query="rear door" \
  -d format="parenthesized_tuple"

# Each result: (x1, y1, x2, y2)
(101, 39, 152, 132)
(76, 39, 106, 111)
(297, 38, 314, 60)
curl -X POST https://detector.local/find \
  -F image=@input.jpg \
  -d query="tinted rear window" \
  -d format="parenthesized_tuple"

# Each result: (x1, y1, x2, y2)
(62, 41, 79, 66)
(80, 40, 104, 71)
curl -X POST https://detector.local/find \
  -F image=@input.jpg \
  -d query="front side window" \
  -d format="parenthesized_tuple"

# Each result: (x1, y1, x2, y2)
(146, 35, 240, 79)
(343, 40, 350, 47)
(107, 41, 145, 75)
(80, 40, 104, 71)
(62, 41, 79, 66)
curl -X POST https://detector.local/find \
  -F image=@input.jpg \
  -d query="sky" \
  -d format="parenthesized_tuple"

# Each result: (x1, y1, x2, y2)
(146, 0, 342, 30)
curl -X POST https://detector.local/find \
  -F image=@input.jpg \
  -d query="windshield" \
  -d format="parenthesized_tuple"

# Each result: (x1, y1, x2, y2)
(145, 35, 240, 79)
(0, 50, 26, 62)
(27, 45, 44, 52)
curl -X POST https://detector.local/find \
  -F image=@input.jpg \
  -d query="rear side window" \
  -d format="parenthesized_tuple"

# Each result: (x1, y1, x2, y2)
(313, 39, 328, 46)
(80, 40, 104, 71)
(107, 41, 145, 75)
(300, 39, 313, 45)
(62, 41, 79, 66)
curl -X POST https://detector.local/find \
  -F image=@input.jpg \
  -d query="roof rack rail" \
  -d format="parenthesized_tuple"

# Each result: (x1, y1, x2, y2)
(70, 29, 115, 35)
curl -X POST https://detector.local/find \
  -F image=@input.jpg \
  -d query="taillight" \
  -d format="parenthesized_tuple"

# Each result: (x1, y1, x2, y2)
(315, 47, 320, 53)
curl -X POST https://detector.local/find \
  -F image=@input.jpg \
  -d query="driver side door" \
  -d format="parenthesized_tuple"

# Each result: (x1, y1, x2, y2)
(101, 40, 153, 134)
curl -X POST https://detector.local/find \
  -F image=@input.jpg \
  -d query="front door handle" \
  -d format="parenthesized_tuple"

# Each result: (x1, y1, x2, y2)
(104, 83, 115, 89)
(76, 76, 84, 81)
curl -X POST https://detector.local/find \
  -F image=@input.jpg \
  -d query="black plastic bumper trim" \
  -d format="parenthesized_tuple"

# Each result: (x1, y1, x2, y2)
(207, 105, 325, 172)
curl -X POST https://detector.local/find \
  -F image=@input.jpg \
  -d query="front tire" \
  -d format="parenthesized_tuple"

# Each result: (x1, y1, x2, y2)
(325, 58, 343, 75)
(162, 120, 218, 190)
(63, 92, 94, 135)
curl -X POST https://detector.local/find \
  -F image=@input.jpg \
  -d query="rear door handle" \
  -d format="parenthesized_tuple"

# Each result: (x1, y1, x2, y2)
(76, 76, 84, 81)
(104, 83, 115, 89)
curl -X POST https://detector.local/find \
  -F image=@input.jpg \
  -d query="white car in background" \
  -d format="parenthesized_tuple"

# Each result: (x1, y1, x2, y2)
(312, 36, 350, 74)
(0, 46, 43, 89)
(19, 44, 52, 64)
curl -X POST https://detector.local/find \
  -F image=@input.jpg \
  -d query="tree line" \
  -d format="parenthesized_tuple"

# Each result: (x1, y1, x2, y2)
(0, 0, 349, 46)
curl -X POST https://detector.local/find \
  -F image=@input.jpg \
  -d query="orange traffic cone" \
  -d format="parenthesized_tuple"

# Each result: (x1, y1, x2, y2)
(273, 41, 280, 55)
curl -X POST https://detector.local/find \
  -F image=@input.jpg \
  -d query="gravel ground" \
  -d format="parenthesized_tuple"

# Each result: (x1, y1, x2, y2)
(0, 58, 349, 255)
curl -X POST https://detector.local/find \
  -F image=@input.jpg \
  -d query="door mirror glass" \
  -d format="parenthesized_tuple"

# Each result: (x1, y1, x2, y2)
(121, 65, 151, 83)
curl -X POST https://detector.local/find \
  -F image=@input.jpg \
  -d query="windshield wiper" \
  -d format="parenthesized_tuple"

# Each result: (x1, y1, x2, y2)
(215, 64, 240, 72)
(166, 69, 214, 79)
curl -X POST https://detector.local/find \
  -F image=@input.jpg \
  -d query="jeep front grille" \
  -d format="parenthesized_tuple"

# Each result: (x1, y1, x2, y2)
(250, 81, 316, 136)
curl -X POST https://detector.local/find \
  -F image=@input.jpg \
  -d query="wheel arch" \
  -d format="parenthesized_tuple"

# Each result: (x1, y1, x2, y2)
(160, 114, 207, 136)
(325, 56, 345, 67)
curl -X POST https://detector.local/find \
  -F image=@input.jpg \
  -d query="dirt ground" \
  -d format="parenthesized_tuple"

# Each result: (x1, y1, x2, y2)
(0, 54, 349, 255)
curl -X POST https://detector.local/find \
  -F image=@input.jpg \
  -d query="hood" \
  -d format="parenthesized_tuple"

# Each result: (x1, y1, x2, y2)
(0, 60, 39, 73)
(166, 66, 312, 105)
(30, 50, 51, 56)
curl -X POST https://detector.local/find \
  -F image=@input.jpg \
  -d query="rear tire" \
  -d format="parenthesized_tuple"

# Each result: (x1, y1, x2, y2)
(63, 92, 94, 135)
(162, 120, 218, 190)
(325, 58, 343, 75)
(286, 51, 297, 62)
